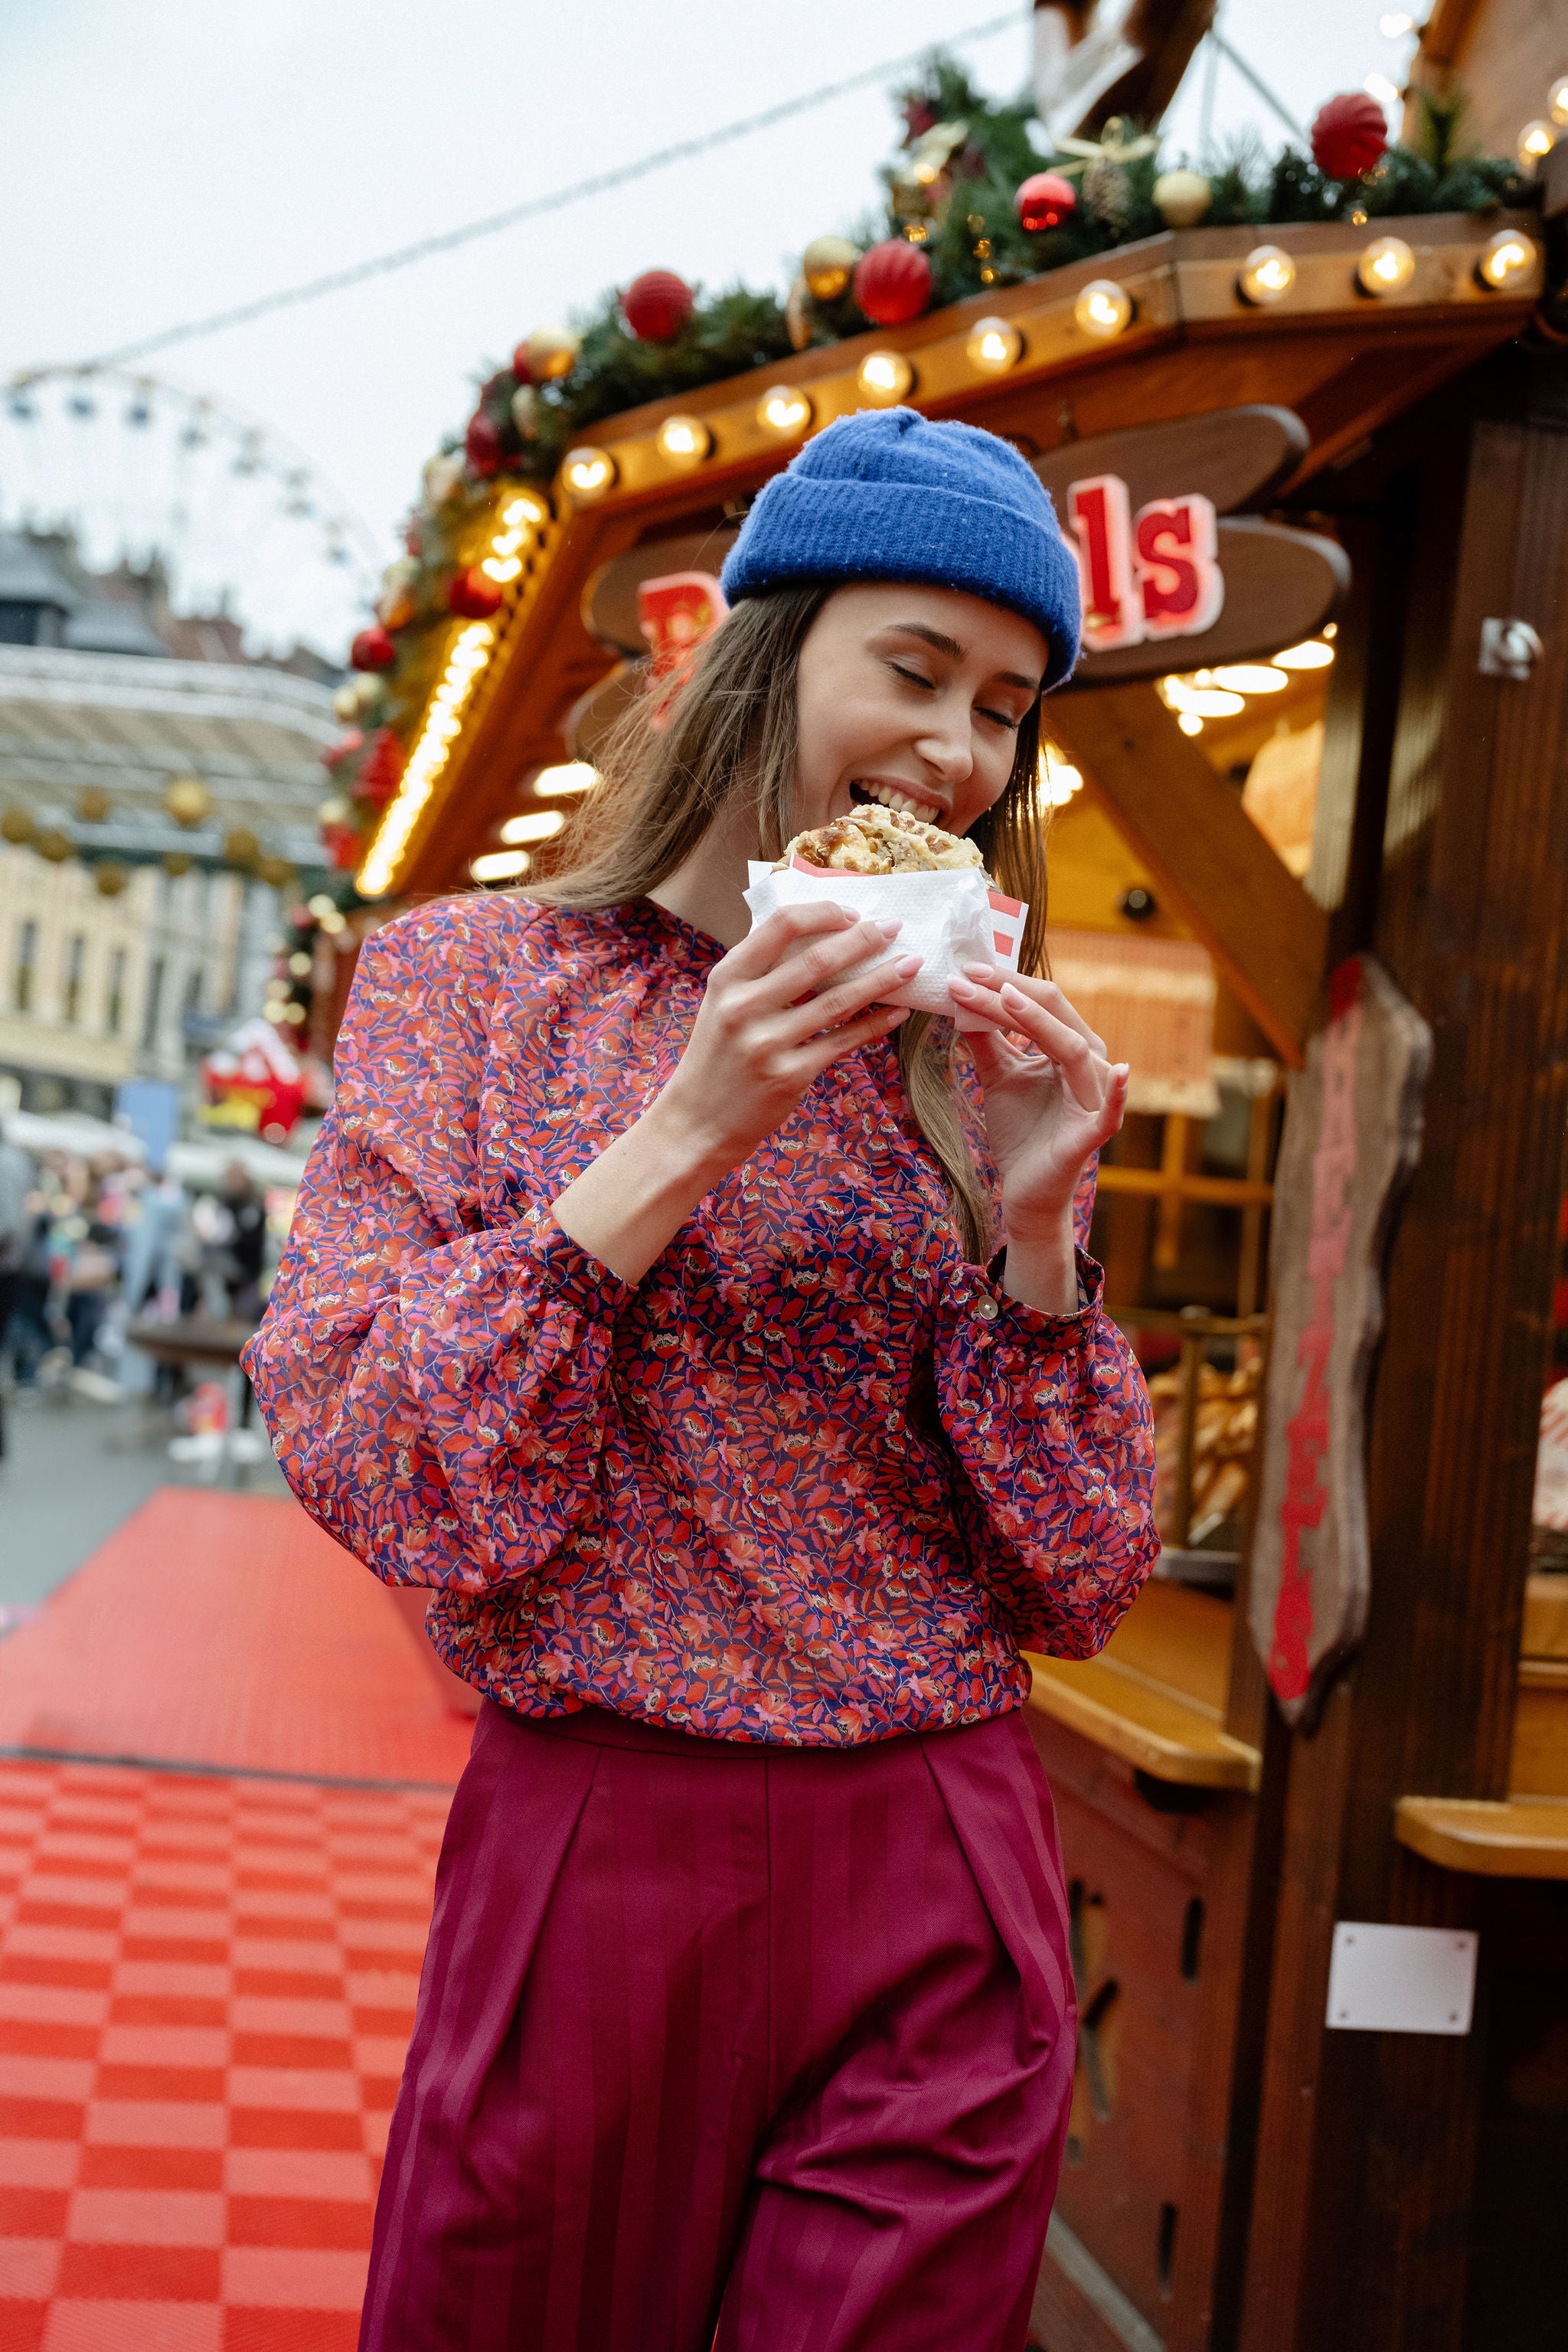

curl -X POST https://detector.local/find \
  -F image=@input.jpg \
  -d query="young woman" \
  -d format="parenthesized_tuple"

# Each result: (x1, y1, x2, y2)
(247, 407, 1158, 2352)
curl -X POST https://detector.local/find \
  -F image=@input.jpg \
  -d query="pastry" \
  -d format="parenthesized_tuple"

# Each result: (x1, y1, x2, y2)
(778, 801, 982, 875)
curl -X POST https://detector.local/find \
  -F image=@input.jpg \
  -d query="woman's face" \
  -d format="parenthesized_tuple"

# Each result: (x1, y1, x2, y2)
(792, 582, 1047, 840)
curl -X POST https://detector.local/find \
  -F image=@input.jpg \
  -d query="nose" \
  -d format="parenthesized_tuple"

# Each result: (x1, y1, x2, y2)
(912, 688, 975, 789)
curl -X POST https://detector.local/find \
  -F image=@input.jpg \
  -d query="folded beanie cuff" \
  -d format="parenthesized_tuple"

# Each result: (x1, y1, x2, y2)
(722, 472, 1081, 688)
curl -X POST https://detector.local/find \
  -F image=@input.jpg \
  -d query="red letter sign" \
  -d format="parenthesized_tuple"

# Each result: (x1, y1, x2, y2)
(1067, 475, 1140, 652)
(1133, 495, 1224, 638)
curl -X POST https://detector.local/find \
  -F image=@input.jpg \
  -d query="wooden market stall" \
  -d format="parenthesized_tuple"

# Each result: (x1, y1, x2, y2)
(328, 139, 1568, 2352)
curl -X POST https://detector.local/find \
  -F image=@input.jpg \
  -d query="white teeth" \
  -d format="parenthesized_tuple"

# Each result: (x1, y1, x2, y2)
(856, 782, 936, 821)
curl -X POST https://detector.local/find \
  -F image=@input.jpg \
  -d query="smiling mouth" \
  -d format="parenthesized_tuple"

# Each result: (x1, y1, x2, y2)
(849, 778, 948, 822)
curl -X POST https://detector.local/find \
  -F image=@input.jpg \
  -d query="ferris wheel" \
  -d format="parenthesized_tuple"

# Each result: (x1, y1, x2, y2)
(0, 366, 387, 660)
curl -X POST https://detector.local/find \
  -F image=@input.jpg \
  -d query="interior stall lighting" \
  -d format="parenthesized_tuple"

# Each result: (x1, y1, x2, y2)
(1272, 639, 1334, 669)
(966, 316, 1023, 374)
(857, 351, 915, 404)
(1520, 119, 1556, 165)
(499, 808, 567, 846)
(1177, 712, 1204, 737)
(1040, 745, 1084, 807)
(470, 848, 531, 884)
(757, 384, 813, 438)
(358, 618, 496, 897)
(531, 762, 600, 797)
(1161, 678, 1246, 718)
(562, 447, 617, 502)
(1237, 245, 1297, 305)
(1074, 279, 1135, 339)
(1476, 229, 1537, 291)
(655, 414, 711, 469)
(1551, 77, 1568, 126)
(1210, 663, 1288, 694)
(1357, 235, 1416, 296)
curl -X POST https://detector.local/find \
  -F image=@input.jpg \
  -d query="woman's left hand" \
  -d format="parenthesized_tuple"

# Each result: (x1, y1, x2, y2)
(948, 964, 1129, 1248)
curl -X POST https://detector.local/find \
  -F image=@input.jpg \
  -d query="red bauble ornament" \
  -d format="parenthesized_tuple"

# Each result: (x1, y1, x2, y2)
(448, 565, 505, 621)
(853, 239, 933, 327)
(510, 339, 533, 384)
(350, 625, 397, 672)
(621, 269, 696, 341)
(321, 822, 361, 871)
(1310, 92, 1389, 181)
(465, 408, 505, 477)
(1016, 171, 1078, 234)
(355, 727, 406, 808)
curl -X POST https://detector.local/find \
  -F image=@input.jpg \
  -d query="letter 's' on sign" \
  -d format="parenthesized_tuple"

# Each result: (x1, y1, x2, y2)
(1067, 473, 1224, 653)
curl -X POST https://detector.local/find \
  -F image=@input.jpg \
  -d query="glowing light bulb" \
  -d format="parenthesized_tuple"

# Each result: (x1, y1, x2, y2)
(562, 447, 616, 502)
(1357, 235, 1416, 295)
(470, 849, 531, 884)
(531, 762, 600, 797)
(1378, 11, 1413, 33)
(1074, 279, 1134, 339)
(1210, 664, 1289, 694)
(1178, 711, 1204, 737)
(757, 385, 813, 437)
(481, 554, 523, 582)
(1161, 678, 1246, 717)
(1520, 119, 1555, 165)
(1236, 244, 1297, 306)
(1551, 77, 1568, 127)
(965, 316, 1023, 374)
(499, 809, 567, 846)
(655, 414, 711, 468)
(1364, 72, 1401, 107)
(1272, 640, 1334, 669)
(1476, 229, 1537, 290)
(501, 492, 550, 528)
(857, 351, 915, 404)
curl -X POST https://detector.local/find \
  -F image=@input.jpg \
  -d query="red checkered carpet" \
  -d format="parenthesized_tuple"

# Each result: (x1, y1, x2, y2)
(0, 1489, 469, 2348)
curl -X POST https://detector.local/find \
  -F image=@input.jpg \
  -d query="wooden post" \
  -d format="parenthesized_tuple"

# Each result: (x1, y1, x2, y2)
(1235, 384, 1568, 2348)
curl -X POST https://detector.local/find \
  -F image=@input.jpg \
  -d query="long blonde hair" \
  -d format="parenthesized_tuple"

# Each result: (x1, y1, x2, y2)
(528, 584, 1050, 1259)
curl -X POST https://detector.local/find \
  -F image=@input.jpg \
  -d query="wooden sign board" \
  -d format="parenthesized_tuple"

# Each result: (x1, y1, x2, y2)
(1249, 955, 1432, 1727)
(584, 528, 738, 657)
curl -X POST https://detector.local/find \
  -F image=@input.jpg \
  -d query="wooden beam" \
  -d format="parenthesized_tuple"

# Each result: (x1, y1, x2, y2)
(1046, 684, 1329, 1064)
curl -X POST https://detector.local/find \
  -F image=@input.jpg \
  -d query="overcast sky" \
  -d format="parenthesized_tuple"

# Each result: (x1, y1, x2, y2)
(2, 0, 1411, 644)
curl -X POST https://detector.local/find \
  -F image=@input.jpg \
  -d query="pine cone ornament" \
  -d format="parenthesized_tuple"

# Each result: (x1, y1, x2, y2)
(1083, 156, 1132, 229)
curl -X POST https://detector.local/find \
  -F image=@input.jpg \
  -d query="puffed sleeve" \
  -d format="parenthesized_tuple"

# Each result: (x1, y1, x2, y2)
(932, 1165, 1159, 1655)
(242, 896, 632, 1590)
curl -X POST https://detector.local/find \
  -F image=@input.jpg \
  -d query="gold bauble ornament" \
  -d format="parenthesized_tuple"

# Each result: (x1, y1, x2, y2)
(34, 827, 73, 864)
(162, 851, 193, 878)
(257, 855, 296, 889)
(317, 795, 349, 828)
(422, 452, 465, 506)
(802, 235, 860, 302)
(224, 826, 261, 870)
(93, 862, 128, 898)
(165, 775, 212, 828)
(0, 806, 36, 845)
(526, 324, 580, 381)
(332, 683, 361, 720)
(1152, 168, 1212, 228)
(77, 786, 112, 824)
(511, 384, 540, 438)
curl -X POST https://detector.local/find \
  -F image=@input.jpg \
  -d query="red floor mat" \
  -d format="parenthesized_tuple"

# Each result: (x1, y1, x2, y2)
(0, 1491, 473, 1789)
(0, 1755, 447, 2350)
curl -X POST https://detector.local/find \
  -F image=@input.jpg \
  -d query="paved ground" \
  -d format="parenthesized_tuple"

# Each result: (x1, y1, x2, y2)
(0, 1387, 290, 1608)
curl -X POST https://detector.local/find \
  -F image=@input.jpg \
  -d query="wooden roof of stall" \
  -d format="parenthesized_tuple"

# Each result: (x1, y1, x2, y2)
(380, 211, 1540, 1061)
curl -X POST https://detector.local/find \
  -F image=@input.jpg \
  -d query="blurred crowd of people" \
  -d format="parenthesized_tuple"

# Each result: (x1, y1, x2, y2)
(0, 1125, 283, 1410)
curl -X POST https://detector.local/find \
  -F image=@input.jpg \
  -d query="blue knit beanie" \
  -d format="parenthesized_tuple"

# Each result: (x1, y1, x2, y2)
(719, 407, 1081, 689)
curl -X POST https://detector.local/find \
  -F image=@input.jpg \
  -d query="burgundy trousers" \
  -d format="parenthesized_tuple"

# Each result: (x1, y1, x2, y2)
(361, 1697, 1076, 2352)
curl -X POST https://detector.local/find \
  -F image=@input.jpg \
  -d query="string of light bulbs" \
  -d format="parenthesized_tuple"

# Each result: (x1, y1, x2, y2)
(70, 10, 1027, 374)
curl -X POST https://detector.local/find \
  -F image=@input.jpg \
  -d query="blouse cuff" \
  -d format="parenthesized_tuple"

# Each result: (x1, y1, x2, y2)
(531, 1205, 637, 1321)
(973, 1246, 1106, 1342)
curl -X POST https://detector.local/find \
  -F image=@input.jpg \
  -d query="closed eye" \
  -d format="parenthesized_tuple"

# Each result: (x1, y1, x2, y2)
(889, 662, 935, 691)
(978, 705, 1021, 730)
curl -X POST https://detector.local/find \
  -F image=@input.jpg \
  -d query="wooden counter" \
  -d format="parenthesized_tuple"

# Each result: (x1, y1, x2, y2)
(1025, 1580, 1261, 1792)
(1396, 1576, 1568, 1880)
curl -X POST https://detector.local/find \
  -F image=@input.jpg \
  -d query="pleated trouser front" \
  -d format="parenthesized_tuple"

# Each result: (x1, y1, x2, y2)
(359, 1695, 1076, 2352)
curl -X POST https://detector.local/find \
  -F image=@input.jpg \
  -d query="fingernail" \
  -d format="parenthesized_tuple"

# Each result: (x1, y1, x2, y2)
(949, 975, 976, 992)
(893, 953, 923, 977)
(1001, 982, 1024, 1001)
(962, 961, 991, 978)
(875, 916, 903, 938)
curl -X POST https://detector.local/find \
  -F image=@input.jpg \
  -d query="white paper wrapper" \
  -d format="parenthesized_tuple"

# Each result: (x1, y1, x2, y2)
(744, 858, 1027, 1031)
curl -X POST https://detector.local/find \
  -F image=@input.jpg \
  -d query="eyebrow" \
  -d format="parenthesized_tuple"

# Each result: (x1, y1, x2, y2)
(881, 620, 1042, 696)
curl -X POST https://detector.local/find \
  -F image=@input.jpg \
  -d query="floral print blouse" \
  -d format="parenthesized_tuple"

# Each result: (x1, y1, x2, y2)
(244, 893, 1158, 1746)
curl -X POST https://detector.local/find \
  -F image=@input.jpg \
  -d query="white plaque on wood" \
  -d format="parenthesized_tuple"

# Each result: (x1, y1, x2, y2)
(1325, 1922, 1477, 2035)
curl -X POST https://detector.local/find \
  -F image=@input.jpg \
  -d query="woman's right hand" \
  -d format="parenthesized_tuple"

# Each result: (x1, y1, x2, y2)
(656, 902, 921, 1173)
(552, 903, 920, 1285)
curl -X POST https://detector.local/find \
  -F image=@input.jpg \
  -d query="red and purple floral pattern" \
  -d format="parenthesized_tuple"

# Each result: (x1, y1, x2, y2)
(244, 894, 1158, 1746)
